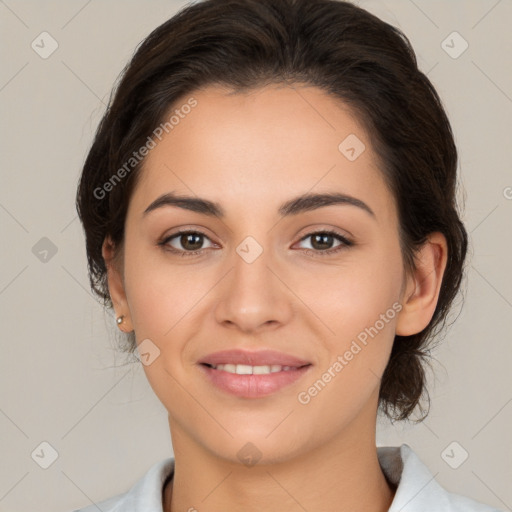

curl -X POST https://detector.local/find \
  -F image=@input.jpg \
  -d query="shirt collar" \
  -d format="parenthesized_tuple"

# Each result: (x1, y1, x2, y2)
(92, 443, 497, 512)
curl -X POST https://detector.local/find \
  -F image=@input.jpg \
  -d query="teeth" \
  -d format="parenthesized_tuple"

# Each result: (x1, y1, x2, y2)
(212, 364, 297, 374)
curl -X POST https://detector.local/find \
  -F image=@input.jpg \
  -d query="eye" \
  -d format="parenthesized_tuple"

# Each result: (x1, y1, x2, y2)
(295, 230, 353, 257)
(159, 229, 216, 256)
(158, 228, 353, 257)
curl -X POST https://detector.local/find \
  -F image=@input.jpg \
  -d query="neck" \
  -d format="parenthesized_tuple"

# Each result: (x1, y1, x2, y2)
(163, 407, 396, 512)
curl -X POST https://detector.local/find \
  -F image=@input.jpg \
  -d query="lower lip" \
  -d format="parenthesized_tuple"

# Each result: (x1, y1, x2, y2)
(198, 364, 312, 398)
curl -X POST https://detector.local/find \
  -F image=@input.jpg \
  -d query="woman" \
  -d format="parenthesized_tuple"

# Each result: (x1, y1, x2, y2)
(73, 0, 501, 510)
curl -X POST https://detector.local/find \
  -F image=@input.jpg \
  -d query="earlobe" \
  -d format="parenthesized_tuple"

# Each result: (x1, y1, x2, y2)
(395, 233, 448, 336)
(102, 237, 134, 332)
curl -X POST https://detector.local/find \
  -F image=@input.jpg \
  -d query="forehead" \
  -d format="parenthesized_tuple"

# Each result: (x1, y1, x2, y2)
(129, 84, 395, 223)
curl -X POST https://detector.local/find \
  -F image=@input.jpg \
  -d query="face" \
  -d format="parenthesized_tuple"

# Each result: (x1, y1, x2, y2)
(112, 84, 410, 464)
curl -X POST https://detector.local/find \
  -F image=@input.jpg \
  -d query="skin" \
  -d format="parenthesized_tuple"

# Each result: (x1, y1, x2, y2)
(103, 84, 448, 512)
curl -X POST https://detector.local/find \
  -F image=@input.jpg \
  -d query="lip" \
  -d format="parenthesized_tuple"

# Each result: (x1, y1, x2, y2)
(198, 349, 311, 367)
(198, 349, 312, 398)
(198, 364, 312, 398)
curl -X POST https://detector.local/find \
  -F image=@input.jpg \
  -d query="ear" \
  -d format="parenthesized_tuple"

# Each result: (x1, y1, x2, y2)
(102, 236, 134, 333)
(395, 232, 448, 336)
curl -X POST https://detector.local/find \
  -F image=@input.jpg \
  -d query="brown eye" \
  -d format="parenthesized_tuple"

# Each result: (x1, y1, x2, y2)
(175, 232, 204, 251)
(296, 230, 353, 256)
(160, 230, 215, 256)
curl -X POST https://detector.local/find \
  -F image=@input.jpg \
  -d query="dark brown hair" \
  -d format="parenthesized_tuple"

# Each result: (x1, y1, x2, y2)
(76, 0, 468, 421)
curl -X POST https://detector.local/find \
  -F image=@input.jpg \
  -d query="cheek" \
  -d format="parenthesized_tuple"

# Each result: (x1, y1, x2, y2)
(122, 247, 198, 409)
(309, 241, 403, 390)
(315, 244, 403, 339)
(121, 240, 209, 384)
(294, 272, 401, 435)
(122, 237, 193, 338)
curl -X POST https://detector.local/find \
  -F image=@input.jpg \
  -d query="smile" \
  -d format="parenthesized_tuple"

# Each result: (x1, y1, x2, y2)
(206, 363, 301, 374)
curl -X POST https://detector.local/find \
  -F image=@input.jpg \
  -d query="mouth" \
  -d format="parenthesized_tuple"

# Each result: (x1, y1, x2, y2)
(201, 363, 307, 374)
(197, 350, 312, 398)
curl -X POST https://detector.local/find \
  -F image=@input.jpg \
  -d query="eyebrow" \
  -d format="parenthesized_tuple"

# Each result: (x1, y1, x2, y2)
(143, 191, 375, 218)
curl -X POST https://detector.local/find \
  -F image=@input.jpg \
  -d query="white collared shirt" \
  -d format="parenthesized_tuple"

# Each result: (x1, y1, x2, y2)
(72, 444, 502, 511)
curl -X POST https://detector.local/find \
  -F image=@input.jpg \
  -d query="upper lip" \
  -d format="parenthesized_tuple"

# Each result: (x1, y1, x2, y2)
(199, 349, 311, 367)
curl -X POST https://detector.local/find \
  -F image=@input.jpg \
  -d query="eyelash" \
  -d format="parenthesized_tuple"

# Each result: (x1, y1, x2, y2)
(158, 228, 354, 258)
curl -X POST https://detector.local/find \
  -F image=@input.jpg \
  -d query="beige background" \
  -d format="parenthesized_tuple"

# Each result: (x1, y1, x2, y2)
(0, 1, 511, 511)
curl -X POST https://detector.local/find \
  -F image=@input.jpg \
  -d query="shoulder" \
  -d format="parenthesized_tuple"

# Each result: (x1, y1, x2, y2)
(70, 457, 174, 512)
(377, 444, 503, 512)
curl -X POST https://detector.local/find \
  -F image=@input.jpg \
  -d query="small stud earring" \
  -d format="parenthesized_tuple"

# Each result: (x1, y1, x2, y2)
(116, 315, 124, 325)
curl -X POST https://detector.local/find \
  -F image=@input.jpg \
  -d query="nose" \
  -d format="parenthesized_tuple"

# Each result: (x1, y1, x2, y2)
(214, 239, 294, 334)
